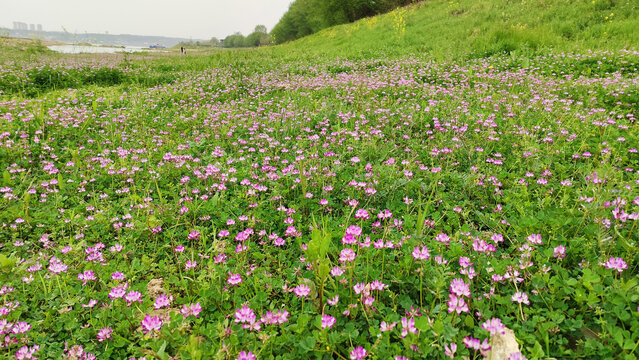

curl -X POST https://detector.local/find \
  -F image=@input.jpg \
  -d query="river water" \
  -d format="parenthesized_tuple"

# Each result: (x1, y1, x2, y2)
(47, 45, 158, 54)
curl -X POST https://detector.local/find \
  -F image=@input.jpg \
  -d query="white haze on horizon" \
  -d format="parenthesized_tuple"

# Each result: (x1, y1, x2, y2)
(1, 0, 293, 40)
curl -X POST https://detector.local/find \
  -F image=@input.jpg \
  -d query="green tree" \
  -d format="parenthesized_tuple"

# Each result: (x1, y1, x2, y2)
(223, 32, 246, 48)
(271, 0, 416, 44)
(271, 0, 315, 43)
(245, 32, 262, 47)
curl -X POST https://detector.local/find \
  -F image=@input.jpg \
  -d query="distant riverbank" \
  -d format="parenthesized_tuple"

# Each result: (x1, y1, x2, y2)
(47, 44, 157, 54)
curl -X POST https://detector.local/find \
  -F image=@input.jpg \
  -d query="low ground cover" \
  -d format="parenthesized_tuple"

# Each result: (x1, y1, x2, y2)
(0, 19, 638, 360)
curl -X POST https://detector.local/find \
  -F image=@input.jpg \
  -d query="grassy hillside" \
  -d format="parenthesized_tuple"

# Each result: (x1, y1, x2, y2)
(1, 0, 638, 99)
(2, 0, 637, 66)
(0, 37, 54, 57)
(269, 0, 638, 59)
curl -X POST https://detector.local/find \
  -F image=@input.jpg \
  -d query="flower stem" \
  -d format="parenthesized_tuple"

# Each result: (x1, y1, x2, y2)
(419, 273, 423, 309)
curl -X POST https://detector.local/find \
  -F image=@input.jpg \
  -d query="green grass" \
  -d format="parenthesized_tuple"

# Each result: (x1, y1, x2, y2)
(2, 0, 638, 98)
(2, 0, 638, 66)
(115, 0, 639, 73)
(0, 2, 638, 359)
(266, 0, 639, 60)
(0, 37, 53, 59)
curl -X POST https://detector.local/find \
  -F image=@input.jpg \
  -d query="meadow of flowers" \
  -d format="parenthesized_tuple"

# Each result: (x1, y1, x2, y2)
(0, 49, 638, 359)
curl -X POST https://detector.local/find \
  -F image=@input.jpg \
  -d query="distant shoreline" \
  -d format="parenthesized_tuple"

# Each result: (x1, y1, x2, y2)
(1, 37, 176, 52)
(1, 29, 203, 48)
(1, 36, 66, 46)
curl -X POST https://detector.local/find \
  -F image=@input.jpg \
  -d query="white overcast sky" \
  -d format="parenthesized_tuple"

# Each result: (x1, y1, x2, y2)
(1, 0, 293, 39)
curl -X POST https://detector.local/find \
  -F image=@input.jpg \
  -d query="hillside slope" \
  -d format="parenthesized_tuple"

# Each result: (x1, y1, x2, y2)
(270, 0, 639, 59)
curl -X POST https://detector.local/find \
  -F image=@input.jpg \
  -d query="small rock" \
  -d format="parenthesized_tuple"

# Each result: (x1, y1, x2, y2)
(488, 327, 520, 360)
(147, 278, 165, 298)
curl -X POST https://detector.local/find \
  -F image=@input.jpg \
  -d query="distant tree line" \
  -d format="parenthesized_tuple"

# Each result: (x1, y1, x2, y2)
(176, 25, 271, 50)
(223, 25, 272, 48)
(176, 38, 221, 49)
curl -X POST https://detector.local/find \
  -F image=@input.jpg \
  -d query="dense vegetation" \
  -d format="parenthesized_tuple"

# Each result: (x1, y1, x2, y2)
(271, 0, 415, 43)
(175, 38, 223, 50)
(174, 25, 272, 50)
(0, 1, 638, 359)
(223, 26, 272, 48)
(0, 37, 51, 57)
(273, 0, 639, 58)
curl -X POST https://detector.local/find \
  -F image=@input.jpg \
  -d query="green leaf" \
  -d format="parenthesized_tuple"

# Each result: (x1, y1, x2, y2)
(582, 268, 600, 285)
(0, 254, 17, 270)
(414, 316, 430, 331)
(297, 314, 310, 333)
(298, 278, 317, 299)
(528, 341, 545, 358)
(433, 320, 444, 335)
(2, 170, 11, 186)
(622, 276, 638, 292)
(613, 330, 624, 347)
(399, 295, 413, 311)
(623, 338, 635, 350)
(416, 206, 426, 237)
(404, 214, 414, 232)
(298, 335, 316, 352)
(464, 315, 474, 328)
(318, 262, 330, 281)
(319, 231, 331, 258)
(307, 229, 331, 263)
(157, 340, 168, 360)
(306, 229, 321, 263)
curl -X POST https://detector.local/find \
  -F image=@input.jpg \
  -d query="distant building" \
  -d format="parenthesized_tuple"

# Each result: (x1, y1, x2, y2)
(29, 24, 35, 31)
(13, 21, 28, 30)
(37, 24, 42, 31)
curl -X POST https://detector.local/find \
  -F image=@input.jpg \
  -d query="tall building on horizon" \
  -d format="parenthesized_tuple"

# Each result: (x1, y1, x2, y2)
(13, 21, 29, 30)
